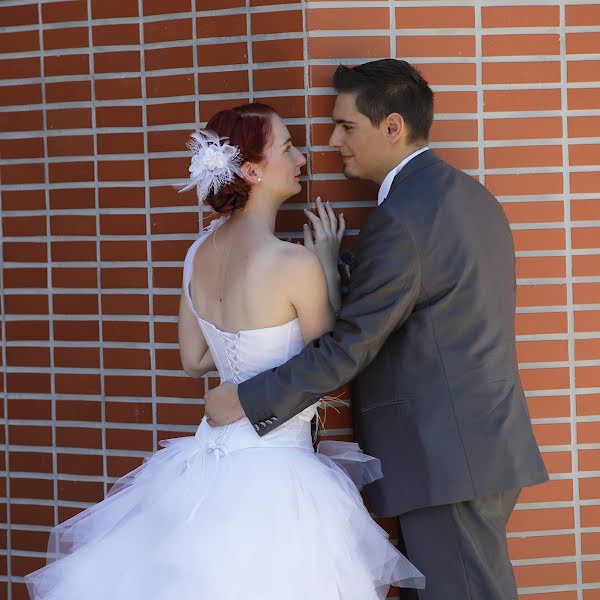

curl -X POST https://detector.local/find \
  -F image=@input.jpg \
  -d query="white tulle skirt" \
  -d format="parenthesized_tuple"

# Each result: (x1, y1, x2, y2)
(26, 416, 424, 600)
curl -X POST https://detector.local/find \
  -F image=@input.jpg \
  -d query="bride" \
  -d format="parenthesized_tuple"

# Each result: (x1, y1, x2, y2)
(25, 102, 424, 599)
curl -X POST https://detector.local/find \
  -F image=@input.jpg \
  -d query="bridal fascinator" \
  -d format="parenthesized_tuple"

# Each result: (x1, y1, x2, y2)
(176, 130, 243, 202)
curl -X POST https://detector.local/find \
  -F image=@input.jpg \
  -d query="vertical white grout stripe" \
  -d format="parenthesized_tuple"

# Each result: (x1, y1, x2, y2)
(137, 0, 158, 451)
(35, 0, 59, 558)
(475, 0, 486, 187)
(559, 1, 583, 597)
(302, 0, 312, 205)
(87, 0, 109, 500)
(246, 0, 255, 103)
(0, 96, 13, 600)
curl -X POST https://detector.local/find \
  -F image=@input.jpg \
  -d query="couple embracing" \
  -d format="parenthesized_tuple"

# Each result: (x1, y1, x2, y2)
(27, 59, 547, 600)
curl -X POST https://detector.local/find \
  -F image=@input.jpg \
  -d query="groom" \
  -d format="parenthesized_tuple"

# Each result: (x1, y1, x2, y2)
(205, 59, 548, 598)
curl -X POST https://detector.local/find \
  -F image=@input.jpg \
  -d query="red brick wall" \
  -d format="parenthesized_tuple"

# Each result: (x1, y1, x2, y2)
(1, 1, 599, 599)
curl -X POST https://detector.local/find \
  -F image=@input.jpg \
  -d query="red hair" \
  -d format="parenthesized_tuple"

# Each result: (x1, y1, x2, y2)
(204, 103, 276, 213)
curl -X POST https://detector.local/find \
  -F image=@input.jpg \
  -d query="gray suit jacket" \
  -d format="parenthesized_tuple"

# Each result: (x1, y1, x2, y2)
(239, 150, 548, 517)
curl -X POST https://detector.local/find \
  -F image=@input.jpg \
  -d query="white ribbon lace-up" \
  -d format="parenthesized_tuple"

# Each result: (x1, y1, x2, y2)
(183, 426, 230, 522)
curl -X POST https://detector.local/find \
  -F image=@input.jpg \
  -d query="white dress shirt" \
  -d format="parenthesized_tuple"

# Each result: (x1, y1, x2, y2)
(377, 146, 430, 205)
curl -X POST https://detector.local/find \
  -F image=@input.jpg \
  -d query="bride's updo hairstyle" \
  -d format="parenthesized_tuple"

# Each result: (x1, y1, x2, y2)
(204, 103, 276, 213)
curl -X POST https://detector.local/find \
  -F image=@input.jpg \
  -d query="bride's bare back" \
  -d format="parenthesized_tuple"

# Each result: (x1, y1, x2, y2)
(178, 213, 335, 378)
(188, 217, 301, 333)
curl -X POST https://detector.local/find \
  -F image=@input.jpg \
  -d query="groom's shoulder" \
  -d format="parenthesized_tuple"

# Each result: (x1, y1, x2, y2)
(387, 152, 445, 201)
(397, 153, 462, 192)
(389, 154, 490, 212)
(382, 157, 483, 231)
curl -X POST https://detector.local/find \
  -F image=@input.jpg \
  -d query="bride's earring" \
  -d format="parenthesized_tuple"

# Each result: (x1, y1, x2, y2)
(257, 177, 262, 182)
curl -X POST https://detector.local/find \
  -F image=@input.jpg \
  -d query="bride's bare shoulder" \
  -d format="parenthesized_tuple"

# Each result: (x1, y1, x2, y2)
(248, 237, 325, 298)
(272, 238, 315, 263)
(271, 239, 325, 284)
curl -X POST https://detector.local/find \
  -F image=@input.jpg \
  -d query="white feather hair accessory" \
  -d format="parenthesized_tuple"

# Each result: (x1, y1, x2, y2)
(176, 130, 243, 202)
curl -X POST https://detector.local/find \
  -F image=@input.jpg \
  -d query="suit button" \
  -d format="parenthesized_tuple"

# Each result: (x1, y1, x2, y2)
(253, 424, 260, 431)
(272, 416, 278, 421)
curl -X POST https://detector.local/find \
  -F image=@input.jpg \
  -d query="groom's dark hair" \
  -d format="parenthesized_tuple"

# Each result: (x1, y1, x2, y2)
(332, 59, 434, 143)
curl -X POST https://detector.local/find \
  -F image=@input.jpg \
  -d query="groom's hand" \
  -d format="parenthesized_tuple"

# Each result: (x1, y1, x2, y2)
(204, 382, 246, 426)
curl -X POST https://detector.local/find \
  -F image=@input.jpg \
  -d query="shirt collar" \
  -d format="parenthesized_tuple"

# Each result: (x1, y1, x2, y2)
(377, 146, 430, 205)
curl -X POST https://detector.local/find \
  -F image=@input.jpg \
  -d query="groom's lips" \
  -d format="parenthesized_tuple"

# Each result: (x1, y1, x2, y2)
(342, 155, 353, 162)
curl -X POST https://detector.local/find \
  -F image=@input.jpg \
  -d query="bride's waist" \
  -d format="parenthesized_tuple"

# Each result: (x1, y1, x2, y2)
(195, 416, 314, 453)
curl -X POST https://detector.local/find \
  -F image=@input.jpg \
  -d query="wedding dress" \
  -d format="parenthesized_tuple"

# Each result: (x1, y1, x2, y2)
(26, 216, 424, 600)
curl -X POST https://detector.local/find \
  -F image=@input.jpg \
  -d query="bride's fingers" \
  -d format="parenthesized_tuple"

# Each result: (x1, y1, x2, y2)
(303, 209, 325, 239)
(337, 213, 346, 243)
(325, 201, 338, 233)
(315, 198, 332, 235)
(303, 223, 314, 249)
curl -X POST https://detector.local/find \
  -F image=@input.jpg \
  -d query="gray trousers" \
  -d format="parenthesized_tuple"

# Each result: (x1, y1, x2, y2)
(397, 489, 520, 600)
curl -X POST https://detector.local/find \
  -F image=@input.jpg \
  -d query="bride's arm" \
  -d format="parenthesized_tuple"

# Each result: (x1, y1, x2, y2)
(286, 248, 336, 345)
(178, 293, 216, 378)
(322, 261, 342, 315)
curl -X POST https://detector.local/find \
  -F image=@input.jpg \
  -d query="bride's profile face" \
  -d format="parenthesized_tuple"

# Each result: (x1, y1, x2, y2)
(257, 114, 306, 202)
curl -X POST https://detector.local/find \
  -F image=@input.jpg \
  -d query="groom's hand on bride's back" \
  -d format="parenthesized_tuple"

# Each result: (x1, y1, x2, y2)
(204, 382, 245, 426)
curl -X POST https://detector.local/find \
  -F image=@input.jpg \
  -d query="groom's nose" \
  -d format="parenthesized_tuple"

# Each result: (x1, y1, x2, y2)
(329, 127, 341, 148)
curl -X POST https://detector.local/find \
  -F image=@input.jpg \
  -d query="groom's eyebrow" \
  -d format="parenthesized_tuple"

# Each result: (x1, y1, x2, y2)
(333, 118, 357, 125)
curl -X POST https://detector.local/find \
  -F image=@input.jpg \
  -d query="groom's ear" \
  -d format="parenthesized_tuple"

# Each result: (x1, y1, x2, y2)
(384, 113, 405, 144)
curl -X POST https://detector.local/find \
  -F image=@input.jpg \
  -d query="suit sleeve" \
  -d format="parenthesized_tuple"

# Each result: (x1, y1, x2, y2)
(239, 205, 421, 436)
